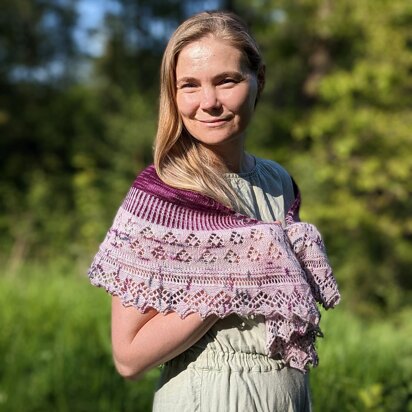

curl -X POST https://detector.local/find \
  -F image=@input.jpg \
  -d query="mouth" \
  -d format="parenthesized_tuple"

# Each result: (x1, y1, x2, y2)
(198, 118, 231, 126)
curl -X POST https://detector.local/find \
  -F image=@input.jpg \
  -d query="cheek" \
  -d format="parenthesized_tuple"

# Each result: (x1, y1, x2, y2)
(227, 87, 256, 118)
(176, 93, 198, 117)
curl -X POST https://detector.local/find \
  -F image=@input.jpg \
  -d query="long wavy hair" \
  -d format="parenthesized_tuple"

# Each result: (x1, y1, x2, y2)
(153, 11, 265, 207)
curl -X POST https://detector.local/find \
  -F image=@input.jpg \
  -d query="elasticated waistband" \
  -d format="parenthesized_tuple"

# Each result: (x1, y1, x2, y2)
(166, 348, 285, 373)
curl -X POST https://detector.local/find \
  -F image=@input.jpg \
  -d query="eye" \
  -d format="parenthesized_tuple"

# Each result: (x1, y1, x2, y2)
(177, 82, 198, 89)
(217, 76, 244, 88)
(220, 78, 237, 85)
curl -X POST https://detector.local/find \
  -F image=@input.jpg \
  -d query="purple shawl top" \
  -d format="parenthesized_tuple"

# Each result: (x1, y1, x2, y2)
(88, 165, 340, 371)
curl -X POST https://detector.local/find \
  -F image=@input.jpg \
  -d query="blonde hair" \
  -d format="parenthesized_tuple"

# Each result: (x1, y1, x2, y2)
(153, 11, 265, 207)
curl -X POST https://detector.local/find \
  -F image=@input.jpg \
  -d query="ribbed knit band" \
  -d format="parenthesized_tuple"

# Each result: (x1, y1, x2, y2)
(126, 164, 260, 230)
(88, 165, 340, 371)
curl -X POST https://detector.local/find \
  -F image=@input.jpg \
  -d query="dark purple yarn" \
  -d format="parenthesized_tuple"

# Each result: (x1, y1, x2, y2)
(128, 164, 301, 230)
(132, 164, 238, 216)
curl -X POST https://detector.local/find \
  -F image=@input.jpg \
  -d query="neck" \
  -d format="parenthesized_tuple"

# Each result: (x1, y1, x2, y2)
(200, 139, 254, 174)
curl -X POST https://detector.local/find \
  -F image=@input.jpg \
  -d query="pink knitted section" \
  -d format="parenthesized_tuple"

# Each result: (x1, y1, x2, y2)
(88, 166, 340, 371)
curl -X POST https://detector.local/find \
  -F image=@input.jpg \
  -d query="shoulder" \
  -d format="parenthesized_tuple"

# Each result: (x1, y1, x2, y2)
(254, 157, 296, 210)
(255, 157, 293, 186)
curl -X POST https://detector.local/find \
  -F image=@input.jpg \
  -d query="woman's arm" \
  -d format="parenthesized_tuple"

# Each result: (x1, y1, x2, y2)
(111, 296, 218, 380)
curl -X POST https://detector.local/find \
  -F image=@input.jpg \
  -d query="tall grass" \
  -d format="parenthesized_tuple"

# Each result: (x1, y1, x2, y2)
(311, 307, 412, 411)
(0, 261, 159, 412)
(0, 261, 411, 411)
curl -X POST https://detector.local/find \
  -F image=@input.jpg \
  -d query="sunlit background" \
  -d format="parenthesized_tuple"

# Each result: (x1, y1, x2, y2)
(1, 0, 412, 411)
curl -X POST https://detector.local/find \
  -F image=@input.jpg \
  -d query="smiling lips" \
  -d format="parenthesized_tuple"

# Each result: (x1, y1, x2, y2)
(198, 117, 231, 125)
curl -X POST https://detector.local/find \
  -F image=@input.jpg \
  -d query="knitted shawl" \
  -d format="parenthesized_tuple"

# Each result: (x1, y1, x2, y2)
(88, 164, 340, 371)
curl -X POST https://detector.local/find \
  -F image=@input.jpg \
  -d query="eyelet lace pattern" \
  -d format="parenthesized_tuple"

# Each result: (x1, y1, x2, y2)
(88, 165, 340, 371)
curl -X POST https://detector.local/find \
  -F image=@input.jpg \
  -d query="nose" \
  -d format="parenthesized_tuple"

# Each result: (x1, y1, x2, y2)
(199, 86, 221, 111)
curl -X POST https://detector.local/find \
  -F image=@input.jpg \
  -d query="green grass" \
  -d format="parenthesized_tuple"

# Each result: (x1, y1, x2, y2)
(311, 307, 412, 412)
(0, 261, 159, 412)
(0, 261, 411, 411)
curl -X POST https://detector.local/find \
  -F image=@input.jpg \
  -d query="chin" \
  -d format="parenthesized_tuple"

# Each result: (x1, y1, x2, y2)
(189, 129, 244, 146)
(193, 135, 241, 147)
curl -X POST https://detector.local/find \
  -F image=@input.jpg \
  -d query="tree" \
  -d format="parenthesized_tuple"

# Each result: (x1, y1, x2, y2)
(228, 0, 412, 314)
(0, 0, 81, 265)
(0, 0, 226, 264)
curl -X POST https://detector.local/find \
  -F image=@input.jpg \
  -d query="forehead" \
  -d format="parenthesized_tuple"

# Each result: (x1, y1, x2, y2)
(176, 36, 248, 76)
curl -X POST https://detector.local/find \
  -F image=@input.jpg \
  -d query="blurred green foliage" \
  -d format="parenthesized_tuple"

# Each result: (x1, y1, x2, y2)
(2, 0, 411, 315)
(1, 0, 411, 315)
(1, 1, 412, 409)
(240, 0, 412, 315)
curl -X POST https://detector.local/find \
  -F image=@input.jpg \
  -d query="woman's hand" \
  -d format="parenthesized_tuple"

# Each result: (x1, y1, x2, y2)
(111, 296, 218, 380)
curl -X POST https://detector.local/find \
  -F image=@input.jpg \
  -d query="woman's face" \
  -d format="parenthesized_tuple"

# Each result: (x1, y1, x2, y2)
(175, 36, 258, 148)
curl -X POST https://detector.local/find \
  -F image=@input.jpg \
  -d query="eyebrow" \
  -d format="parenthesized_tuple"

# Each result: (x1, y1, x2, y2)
(176, 71, 246, 84)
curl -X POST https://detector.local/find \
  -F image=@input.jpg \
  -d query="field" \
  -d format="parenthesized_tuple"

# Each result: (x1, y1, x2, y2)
(0, 261, 411, 412)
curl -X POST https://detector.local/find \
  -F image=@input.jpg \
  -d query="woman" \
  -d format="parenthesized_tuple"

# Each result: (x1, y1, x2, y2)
(88, 10, 340, 411)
